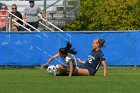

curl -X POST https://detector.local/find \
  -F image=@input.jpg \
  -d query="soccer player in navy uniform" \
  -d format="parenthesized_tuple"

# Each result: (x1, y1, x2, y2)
(76, 38, 107, 76)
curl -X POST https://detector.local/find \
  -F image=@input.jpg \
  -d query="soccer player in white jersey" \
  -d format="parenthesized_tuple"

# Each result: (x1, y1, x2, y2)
(42, 42, 77, 77)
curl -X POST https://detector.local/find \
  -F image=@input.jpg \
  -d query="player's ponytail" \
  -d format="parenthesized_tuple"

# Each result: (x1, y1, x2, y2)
(98, 39, 105, 48)
(65, 42, 72, 51)
(59, 42, 77, 55)
(66, 42, 77, 55)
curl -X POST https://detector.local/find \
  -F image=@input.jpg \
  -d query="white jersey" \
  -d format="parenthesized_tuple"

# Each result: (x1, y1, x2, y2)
(64, 53, 77, 72)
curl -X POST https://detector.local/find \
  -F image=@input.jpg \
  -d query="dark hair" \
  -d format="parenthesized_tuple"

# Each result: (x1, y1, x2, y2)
(98, 39, 105, 48)
(59, 42, 77, 55)
(12, 4, 17, 8)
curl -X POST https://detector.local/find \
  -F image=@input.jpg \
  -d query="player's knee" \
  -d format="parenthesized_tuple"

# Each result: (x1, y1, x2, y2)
(56, 64, 66, 72)
(56, 64, 62, 70)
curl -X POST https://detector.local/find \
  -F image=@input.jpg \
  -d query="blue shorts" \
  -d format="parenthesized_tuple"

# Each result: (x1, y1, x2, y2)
(78, 65, 97, 76)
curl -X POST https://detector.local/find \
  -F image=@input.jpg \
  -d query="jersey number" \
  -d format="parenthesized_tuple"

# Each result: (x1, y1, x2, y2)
(88, 57, 93, 64)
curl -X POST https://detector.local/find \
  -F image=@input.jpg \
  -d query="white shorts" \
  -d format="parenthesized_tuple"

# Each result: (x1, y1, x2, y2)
(56, 64, 77, 74)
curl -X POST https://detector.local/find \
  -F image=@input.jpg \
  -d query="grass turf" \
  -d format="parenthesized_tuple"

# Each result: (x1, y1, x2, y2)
(0, 67, 140, 93)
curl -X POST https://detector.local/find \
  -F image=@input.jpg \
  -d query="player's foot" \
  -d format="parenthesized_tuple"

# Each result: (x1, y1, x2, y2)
(41, 64, 48, 69)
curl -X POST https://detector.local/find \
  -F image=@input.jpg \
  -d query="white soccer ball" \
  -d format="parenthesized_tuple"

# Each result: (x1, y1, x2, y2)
(47, 65, 57, 76)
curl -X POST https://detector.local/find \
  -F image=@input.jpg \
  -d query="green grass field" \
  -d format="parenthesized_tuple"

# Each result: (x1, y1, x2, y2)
(0, 67, 140, 93)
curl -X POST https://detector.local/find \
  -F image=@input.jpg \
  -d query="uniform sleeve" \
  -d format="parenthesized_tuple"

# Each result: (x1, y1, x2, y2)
(65, 56, 72, 64)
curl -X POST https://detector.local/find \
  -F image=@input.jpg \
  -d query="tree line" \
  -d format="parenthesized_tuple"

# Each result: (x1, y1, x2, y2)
(64, 0, 140, 31)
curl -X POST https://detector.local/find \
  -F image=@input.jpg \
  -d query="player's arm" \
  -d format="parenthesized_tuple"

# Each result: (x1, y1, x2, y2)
(77, 58, 85, 64)
(42, 53, 59, 67)
(102, 60, 107, 77)
(68, 60, 73, 77)
(47, 53, 59, 64)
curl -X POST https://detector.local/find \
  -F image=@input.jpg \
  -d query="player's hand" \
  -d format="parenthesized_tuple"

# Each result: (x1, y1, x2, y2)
(41, 63, 49, 69)
(77, 58, 81, 62)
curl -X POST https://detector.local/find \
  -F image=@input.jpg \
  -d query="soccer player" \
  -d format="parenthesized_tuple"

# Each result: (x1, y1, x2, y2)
(76, 38, 107, 76)
(42, 42, 78, 77)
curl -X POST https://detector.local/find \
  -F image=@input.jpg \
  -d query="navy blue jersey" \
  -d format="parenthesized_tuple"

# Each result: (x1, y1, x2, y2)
(84, 50, 105, 70)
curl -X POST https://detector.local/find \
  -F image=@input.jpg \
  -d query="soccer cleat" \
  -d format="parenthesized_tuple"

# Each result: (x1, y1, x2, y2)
(41, 64, 48, 69)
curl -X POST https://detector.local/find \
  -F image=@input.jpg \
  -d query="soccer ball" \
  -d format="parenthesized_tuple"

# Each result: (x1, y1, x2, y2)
(47, 65, 57, 76)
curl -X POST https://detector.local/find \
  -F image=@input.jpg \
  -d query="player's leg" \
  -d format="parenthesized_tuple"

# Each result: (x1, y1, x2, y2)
(56, 64, 67, 74)
(76, 67, 90, 76)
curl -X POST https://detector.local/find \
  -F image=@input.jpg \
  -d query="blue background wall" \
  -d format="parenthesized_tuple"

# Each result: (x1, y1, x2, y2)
(0, 31, 139, 66)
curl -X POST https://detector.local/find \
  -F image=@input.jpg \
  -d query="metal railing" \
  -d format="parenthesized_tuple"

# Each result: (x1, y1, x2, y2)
(52, 5, 79, 24)
(44, 0, 80, 28)
(0, 10, 63, 32)
(40, 17, 63, 32)
(45, 0, 62, 9)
